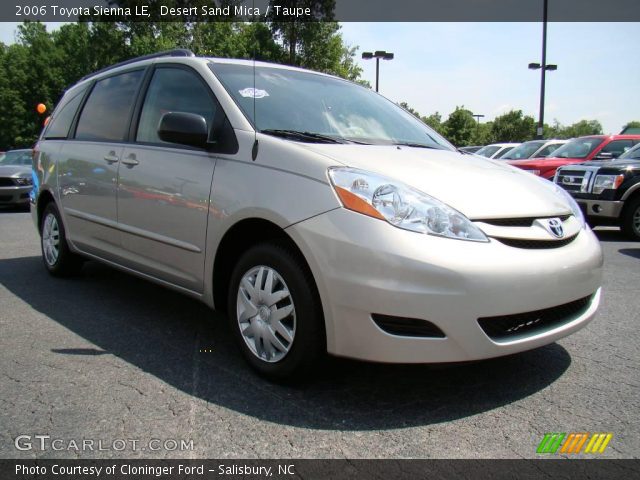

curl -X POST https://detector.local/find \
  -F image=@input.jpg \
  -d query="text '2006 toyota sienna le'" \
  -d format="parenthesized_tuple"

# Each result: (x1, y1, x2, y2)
(32, 50, 603, 380)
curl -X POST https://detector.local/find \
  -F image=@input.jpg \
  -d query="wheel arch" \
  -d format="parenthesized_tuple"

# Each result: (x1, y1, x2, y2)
(36, 189, 56, 231)
(211, 217, 322, 316)
(620, 188, 640, 240)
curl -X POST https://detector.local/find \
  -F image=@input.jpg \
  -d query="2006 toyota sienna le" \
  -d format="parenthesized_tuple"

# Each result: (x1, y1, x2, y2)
(32, 49, 603, 380)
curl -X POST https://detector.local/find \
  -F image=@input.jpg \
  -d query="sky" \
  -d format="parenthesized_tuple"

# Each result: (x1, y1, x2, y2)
(340, 23, 640, 135)
(1, 21, 638, 134)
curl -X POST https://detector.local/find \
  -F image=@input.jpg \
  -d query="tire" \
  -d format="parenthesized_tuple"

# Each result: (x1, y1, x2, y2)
(621, 196, 640, 241)
(227, 242, 325, 382)
(40, 202, 84, 276)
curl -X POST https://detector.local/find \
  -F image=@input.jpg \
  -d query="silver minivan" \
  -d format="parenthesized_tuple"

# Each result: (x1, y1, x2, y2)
(32, 50, 603, 380)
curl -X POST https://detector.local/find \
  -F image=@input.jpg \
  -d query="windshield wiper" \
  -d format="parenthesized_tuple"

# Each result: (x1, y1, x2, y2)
(393, 142, 444, 150)
(260, 129, 346, 144)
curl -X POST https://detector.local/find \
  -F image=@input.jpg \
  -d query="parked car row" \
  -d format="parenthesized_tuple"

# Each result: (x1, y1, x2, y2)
(500, 139, 568, 160)
(507, 135, 640, 180)
(470, 139, 569, 161)
(473, 142, 520, 159)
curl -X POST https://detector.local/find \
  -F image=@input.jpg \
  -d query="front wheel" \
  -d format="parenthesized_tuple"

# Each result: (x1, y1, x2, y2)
(621, 197, 640, 241)
(40, 202, 84, 276)
(227, 242, 325, 381)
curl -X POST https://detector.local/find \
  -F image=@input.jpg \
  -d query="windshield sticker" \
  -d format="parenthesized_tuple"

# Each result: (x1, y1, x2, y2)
(239, 88, 269, 99)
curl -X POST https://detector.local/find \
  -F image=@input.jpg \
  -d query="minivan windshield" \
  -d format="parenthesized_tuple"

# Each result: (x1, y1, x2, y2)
(549, 137, 604, 159)
(209, 62, 454, 150)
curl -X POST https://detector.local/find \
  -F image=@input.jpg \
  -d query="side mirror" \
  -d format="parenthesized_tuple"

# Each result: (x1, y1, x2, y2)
(594, 151, 614, 160)
(158, 112, 208, 148)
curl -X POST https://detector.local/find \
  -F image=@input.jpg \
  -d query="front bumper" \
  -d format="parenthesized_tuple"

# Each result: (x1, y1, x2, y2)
(286, 208, 603, 363)
(577, 198, 623, 220)
(0, 186, 32, 205)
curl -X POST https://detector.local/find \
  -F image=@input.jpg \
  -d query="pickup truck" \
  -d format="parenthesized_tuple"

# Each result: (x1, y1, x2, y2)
(554, 143, 640, 240)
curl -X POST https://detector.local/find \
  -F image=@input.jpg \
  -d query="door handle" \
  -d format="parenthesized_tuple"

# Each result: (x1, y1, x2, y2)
(121, 154, 139, 167)
(103, 152, 120, 164)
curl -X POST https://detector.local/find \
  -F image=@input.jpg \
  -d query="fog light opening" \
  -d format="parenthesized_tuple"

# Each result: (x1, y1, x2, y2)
(371, 314, 446, 338)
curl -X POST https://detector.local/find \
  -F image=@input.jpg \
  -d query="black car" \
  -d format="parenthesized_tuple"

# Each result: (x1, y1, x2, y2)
(554, 143, 640, 240)
(0, 149, 33, 208)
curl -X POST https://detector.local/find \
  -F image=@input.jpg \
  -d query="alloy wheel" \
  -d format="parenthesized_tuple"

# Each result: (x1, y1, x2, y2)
(42, 213, 60, 267)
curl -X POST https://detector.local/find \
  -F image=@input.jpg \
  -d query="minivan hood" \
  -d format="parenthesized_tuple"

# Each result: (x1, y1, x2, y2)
(301, 144, 571, 219)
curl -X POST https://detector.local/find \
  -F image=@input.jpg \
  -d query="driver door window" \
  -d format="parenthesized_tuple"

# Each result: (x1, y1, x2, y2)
(136, 67, 217, 145)
(601, 140, 633, 158)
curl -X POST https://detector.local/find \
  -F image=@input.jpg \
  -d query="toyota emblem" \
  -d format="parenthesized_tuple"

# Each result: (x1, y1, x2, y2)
(547, 218, 564, 238)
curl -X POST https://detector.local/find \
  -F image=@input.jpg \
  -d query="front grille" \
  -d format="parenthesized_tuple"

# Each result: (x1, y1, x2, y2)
(494, 234, 578, 249)
(0, 195, 13, 202)
(476, 215, 571, 227)
(0, 178, 15, 187)
(372, 314, 446, 338)
(478, 295, 593, 341)
(556, 170, 589, 192)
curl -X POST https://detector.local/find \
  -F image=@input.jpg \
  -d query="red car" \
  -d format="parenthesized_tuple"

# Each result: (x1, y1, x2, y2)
(507, 135, 640, 180)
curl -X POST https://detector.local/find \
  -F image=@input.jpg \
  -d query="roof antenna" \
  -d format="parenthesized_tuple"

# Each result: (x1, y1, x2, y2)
(251, 0, 259, 161)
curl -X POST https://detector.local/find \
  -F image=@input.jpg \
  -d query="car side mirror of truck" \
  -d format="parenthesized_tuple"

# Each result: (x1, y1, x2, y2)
(158, 112, 209, 149)
(594, 151, 614, 160)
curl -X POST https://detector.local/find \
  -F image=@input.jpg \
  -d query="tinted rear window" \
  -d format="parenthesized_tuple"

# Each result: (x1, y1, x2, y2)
(43, 88, 86, 139)
(75, 70, 144, 142)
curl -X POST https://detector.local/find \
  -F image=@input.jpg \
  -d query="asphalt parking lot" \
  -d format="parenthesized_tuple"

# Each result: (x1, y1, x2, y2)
(0, 207, 638, 459)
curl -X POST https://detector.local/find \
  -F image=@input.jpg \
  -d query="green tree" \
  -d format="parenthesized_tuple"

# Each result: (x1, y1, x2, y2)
(398, 102, 447, 137)
(0, 22, 66, 148)
(424, 112, 447, 136)
(490, 110, 536, 142)
(443, 106, 477, 146)
(558, 119, 603, 139)
(399, 101, 421, 118)
(269, 0, 335, 65)
(471, 121, 494, 146)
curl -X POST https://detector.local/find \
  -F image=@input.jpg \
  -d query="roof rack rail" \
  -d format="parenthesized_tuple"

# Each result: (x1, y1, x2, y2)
(80, 49, 196, 81)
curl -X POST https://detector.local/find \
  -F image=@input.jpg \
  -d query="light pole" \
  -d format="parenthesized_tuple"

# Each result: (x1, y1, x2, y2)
(529, 0, 557, 139)
(362, 50, 394, 92)
(472, 114, 485, 124)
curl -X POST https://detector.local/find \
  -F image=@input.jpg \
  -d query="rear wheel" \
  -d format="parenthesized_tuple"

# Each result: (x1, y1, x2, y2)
(227, 242, 325, 381)
(40, 202, 83, 276)
(621, 197, 640, 241)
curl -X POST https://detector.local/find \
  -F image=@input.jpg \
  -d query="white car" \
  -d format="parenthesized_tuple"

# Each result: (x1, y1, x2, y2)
(500, 139, 569, 160)
(475, 142, 521, 159)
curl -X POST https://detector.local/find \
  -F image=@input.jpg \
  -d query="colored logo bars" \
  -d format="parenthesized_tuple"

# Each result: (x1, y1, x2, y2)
(537, 433, 613, 454)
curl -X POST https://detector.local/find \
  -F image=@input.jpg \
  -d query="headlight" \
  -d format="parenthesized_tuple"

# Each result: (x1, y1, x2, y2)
(328, 167, 488, 242)
(552, 183, 585, 228)
(14, 177, 33, 186)
(592, 174, 624, 195)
